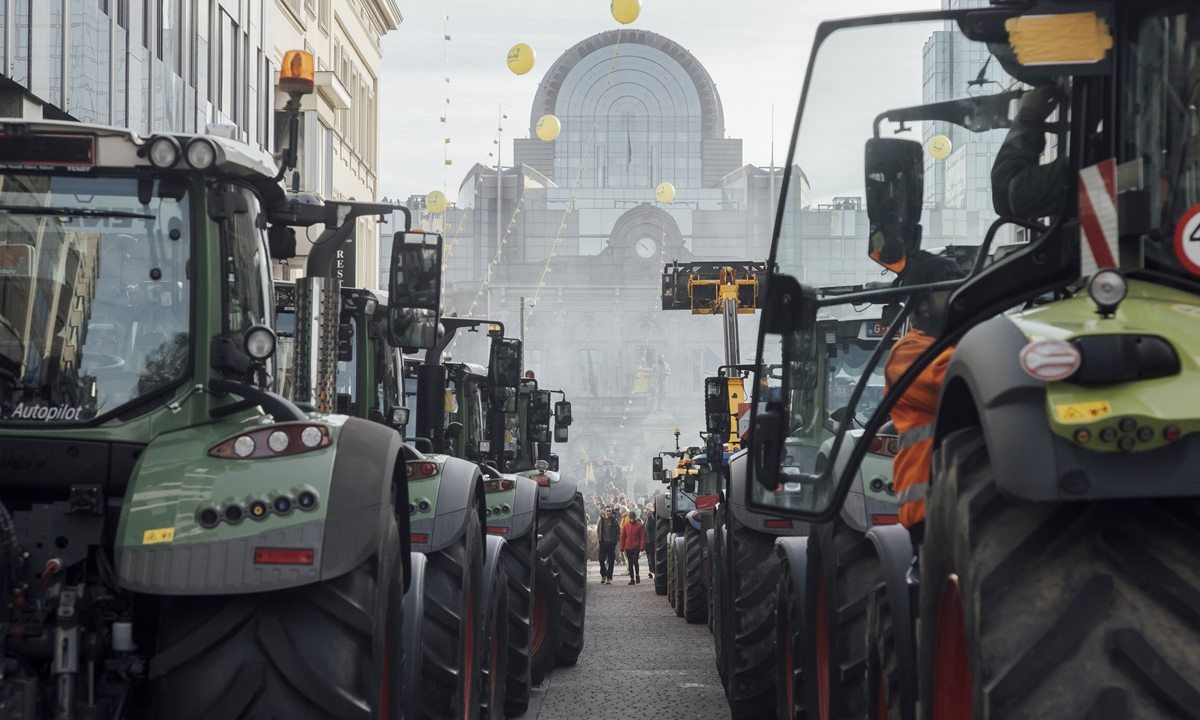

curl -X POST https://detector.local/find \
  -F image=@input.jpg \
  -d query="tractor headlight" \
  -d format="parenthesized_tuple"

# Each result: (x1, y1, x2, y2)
(1088, 269, 1127, 316)
(185, 138, 217, 170)
(243, 324, 277, 360)
(147, 135, 181, 168)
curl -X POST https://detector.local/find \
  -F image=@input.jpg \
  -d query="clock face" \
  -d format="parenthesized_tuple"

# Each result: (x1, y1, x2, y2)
(634, 237, 658, 258)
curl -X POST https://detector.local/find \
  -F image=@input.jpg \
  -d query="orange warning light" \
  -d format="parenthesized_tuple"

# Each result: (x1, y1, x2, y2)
(279, 50, 315, 95)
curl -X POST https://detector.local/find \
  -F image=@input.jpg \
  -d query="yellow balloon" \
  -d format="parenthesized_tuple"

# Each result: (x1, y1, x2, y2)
(611, 0, 641, 24)
(536, 115, 561, 142)
(507, 44, 536, 76)
(655, 182, 676, 204)
(426, 190, 447, 214)
(928, 135, 952, 160)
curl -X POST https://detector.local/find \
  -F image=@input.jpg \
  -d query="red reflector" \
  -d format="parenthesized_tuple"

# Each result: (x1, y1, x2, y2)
(696, 494, 719, 510)
(871, 514, 902, 526)
(501, 479, 514, 490)
(532, 475, 550, 487)
(867, 437, 884, 454)
(410, 534, 429, 544)
(253, 548, 314, 565)
(764, 519, 791, 529)
(487, 526, 509, 534)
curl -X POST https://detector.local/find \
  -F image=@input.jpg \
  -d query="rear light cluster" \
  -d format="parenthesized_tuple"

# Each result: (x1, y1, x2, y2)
(254, 548, 314, 565)
(208, 424, 331, 459)
(407, 461, 439, 480)
(196, 487, 320, 528)
(867, 435, 900, 457)
(484, 479, 516, 493)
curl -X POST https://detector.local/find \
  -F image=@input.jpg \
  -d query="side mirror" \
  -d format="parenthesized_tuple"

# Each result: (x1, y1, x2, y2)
(537, 442, 552, 463)
(705, 435, 723, 465)
(530, 390, 552, 426)
(446, 421, 463, 440)
(652, 457, 665, 483)
(652, 457, 663, 472)
(554, 424, 569, 443)
(554, 401, 572, 426)
(388, 232, 443, 351)
(683, 479, 696, 494)
(547, 454, 559, 472)
(704, 376, 730, 439)
(489, 337, 523, 390)
(864, 137, 924, 273)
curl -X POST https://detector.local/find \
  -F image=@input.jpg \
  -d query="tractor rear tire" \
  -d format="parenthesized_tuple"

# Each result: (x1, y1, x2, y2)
(922, 427, 1200, 719)
(726, 509, 780, 719)
(866, 581, 906, 720)
(480, 540, 510, 720)
(683, 524, 707, 624)
(538, 492, 588, 666)
(654, 517, 670, 595)
(500, 532, 536, 716)
(673, 535, 687, 617)
(150, 517, 403, 720)
(529, 553, 564, 686)
(806, 518, 880, 720)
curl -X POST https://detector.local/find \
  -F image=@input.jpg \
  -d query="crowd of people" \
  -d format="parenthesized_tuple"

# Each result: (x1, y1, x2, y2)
(587, 493, 653, 585)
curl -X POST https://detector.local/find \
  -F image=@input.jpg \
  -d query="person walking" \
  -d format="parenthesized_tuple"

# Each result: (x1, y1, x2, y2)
(620, 509, 646, 585)
(596, 505, 621, 584)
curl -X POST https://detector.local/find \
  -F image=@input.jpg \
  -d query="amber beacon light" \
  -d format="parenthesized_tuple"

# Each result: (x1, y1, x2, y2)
(279, 50, 315, 95)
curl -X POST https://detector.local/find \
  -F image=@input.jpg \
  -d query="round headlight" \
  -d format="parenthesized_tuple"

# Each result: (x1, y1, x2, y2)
(1088, 269, 1127, 315)
(301, 426, 323, 448)
(233, 436, 256, 457)
(243, 324, 276, 360)
(267, 430, 289, 453)
(147, 136, 181, 168)
(185, 138, 217, 169)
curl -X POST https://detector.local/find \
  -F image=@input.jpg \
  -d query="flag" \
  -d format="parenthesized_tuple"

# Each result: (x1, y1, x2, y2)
(581, 446, 589, 461)
(587, 351, 598, 397)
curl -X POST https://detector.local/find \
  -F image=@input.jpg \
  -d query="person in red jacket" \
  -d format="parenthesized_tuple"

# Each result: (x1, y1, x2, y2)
(619, 509, 646, 585)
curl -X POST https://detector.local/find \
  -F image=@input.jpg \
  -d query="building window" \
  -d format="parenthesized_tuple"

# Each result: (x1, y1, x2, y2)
(319, 0, 330, 30)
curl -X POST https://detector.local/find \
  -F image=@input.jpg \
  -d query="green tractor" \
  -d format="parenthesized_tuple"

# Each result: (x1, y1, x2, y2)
(770, 312, 901, 720)
(750, 4, 1200, 719)
(0, 71, 412, 718)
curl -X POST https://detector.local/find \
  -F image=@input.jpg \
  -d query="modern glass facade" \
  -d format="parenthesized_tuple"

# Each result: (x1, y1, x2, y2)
(0, 0, 274, 150)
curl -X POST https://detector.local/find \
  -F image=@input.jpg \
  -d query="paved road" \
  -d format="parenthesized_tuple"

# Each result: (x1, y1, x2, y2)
(525, 561, 729, 720)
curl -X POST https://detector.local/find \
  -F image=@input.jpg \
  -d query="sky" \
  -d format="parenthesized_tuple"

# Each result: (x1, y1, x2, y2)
(375, 0, 937, 204)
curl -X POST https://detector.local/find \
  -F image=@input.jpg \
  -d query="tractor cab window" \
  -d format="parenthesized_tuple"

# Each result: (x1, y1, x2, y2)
(370, 327, 398, 421)
(0, 174, 191, 424)
(825, 338, 887, 431)
(1129, 12, 1200, 280)
(463, 377, 485, 458)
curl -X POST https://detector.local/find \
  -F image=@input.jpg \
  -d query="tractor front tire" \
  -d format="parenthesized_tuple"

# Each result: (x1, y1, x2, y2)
(921, 427, 1200, 720)
(806, 518, 880, 720)
(529, 553, 564, 686)
(654, 517, 670, 595)
(150, 517, 403, 720)
(726, 510, 780, 719)
(538, 492, 588, 666)
(683, 524, 707, 624)
(500, 532, 536, 716)
(673, 535, 687, 617)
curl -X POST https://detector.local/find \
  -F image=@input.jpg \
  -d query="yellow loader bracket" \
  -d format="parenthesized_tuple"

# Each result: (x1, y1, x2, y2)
(661, 261, 767, 314)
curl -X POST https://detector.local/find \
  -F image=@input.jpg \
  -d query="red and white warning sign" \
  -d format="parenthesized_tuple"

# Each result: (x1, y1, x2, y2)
(1078, 159, 1118, 277)
(1174, 204, 1200, 276)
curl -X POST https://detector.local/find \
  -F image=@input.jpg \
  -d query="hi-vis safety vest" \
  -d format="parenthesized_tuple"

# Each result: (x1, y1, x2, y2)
(883, 329, 955, 530)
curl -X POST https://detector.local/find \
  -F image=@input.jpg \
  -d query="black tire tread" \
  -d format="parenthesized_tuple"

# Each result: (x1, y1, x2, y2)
(538, 492, 588, 666)
(920, 427, 1200, 720)
(775, 544, 809, 720)
(684, 525, 707, 624)
(500, 531, 535, 716)
(530, 554, 565, 686)
(728, 510, 780, 719)
(654, 512, 670, 595)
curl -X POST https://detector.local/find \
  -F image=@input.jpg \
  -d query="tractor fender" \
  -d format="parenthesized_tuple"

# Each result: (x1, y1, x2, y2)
(773, 535, 809, 601)
(410, 456, 485, 554)
(482, 534, 507, 606)
(488, 476, 539, 541)
(821, 435, 868, 533)
(944, 314, 1200, 502)
(728, 450, 810, 537)
(537, 472, 579, 510)
(863, 524, 918, 714)
(116, 416, 400, 595)
(655, 491, 669, 521)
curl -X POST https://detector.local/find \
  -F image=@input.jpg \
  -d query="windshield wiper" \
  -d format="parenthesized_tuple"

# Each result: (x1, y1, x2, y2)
(0, 205, 154, 220)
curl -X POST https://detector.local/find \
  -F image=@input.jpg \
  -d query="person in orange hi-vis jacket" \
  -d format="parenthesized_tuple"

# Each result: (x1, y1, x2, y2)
(884, 250, 966, 544)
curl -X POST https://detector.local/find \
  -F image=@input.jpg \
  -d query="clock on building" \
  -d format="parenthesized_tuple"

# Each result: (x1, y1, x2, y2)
(634, 237, 658, 258)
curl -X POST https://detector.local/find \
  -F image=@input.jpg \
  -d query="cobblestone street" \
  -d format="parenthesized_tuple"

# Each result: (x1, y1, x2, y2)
(526, 561, 729, 720)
